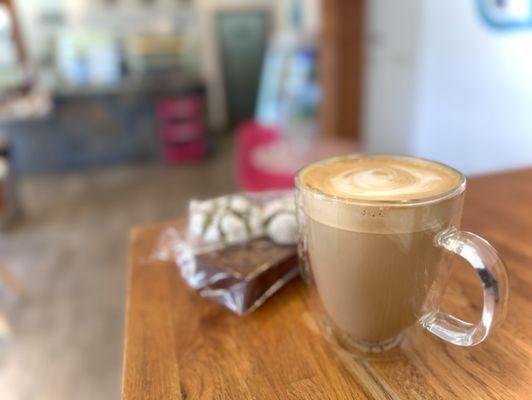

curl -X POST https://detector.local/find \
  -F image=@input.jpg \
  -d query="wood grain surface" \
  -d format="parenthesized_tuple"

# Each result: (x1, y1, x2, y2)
(122, 169, 532, 400)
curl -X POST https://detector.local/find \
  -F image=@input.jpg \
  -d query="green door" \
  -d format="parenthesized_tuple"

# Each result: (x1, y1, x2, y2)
(217, 11, 268, 127)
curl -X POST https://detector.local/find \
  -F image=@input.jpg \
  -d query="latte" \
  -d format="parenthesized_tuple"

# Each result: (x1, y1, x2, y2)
(296, 155, 465, 349)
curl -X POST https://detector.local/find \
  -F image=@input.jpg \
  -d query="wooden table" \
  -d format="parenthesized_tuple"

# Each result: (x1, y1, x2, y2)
(122, 169, 532, 399)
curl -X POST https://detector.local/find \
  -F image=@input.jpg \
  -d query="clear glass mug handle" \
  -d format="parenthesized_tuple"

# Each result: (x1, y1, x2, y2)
(295, 188, 312, 283)
(420, 228, 509, 346)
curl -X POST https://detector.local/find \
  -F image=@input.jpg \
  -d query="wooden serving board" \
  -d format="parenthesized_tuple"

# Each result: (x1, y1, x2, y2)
(122, 169, 532, 399)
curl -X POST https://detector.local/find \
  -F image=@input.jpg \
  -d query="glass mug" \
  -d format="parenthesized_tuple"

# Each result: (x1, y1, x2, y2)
(295, 155, 509, 354)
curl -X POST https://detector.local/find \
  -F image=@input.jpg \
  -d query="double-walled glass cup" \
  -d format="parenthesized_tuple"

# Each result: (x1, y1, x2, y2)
(295, 155, 509, 354)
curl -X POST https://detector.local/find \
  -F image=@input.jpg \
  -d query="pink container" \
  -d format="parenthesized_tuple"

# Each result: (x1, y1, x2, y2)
(156, 96, 204, 120)
(235, 121, 295, 191)
(163, 139, 208, 164)
(161, 120, 205, 143)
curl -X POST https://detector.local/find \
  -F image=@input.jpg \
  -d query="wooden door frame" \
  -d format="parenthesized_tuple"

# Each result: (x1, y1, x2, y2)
(320, 0, 364, 140)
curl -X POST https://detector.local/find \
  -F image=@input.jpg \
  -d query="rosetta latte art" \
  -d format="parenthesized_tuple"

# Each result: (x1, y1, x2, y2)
(300, 156, 462, 202)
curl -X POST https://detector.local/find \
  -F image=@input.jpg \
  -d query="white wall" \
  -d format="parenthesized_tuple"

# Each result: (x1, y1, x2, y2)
(364, 0, 532, 174)
(14, 0, 62, 64)
(363, 0, 423, 155)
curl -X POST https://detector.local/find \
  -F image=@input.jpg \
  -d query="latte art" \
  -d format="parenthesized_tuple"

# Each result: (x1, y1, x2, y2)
(300, 155, 462, 202)
(331, 165, 444, 200)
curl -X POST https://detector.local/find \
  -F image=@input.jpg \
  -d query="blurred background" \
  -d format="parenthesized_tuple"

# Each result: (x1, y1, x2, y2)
(0, 0, 531, 398)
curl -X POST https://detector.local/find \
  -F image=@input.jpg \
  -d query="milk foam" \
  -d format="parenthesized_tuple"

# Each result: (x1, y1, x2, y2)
(297, 156, 465, 233)
(300, 156, 461, 202)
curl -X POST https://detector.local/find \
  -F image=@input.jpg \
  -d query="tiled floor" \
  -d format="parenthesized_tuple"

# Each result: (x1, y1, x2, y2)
(0, 146, 236, 399)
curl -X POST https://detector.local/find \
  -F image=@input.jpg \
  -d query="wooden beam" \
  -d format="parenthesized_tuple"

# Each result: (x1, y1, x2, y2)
(320, 0, 364, 139)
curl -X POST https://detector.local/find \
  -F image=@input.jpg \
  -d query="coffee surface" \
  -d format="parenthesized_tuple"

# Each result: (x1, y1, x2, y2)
(300, 156, 461, 202)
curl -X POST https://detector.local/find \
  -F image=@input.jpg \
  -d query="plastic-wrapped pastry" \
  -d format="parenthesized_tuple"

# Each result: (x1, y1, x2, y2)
(188, 191, 297, 247)
(262, 196, 297, 245)
(267, 212, 297, 245)
(154, 190, 299, 314)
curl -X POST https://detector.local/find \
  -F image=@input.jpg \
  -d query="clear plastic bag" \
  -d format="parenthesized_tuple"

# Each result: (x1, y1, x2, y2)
(152, 191, 299, 315)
